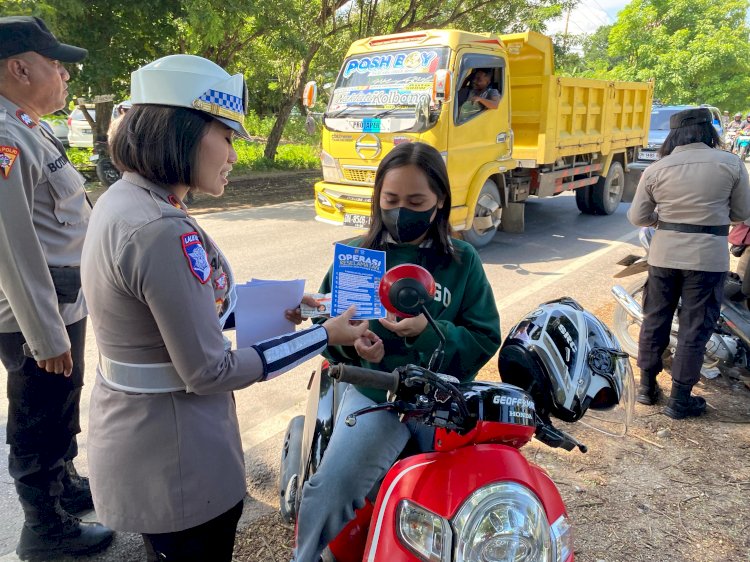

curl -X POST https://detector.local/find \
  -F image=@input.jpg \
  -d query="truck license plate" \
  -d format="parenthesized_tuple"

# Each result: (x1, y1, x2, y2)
(343, 213, 371, 228)
(639, 150, 658, 161)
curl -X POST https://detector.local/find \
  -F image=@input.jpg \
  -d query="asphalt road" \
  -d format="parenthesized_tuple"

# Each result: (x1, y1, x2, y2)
(0, 192, 644, 560)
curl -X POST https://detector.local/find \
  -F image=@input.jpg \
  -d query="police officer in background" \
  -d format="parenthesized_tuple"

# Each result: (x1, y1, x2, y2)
(628, 107, 750, 419)
(0, 16, 113, 559)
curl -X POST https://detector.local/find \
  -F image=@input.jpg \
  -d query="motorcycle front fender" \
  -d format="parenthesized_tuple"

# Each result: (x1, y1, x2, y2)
(362, 444, 567, 561)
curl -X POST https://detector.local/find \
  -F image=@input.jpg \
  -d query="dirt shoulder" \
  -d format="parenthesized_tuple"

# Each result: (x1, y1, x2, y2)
(85, 170, 320, 214)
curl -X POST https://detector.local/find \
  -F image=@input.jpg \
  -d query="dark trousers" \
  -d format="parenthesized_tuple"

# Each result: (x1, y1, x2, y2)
(142, 500, 244, 562)
(637, 266, 726, 386)
(1, 319, 86, 511)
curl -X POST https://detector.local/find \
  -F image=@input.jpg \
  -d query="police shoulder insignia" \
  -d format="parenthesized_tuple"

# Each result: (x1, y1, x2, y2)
(214, 272, 228, 291)
(0, 145, 20, 179)
(181, 231, 212, 284)
(15, 110, 35, 128)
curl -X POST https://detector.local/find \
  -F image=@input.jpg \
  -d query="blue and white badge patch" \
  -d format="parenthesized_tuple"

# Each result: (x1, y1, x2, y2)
(214, 272, 227, 291)
(181, 231, 212, 284)
(15, 110, 35, 129)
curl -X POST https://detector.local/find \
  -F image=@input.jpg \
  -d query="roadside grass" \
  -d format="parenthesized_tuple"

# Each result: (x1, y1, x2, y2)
(66, 114, 321, 173)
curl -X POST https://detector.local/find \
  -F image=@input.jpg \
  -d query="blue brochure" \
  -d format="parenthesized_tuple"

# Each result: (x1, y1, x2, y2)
(331, 243, 386, 320)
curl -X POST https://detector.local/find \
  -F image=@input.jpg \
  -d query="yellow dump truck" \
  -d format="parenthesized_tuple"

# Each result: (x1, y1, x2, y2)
(305, 29, 653, 247)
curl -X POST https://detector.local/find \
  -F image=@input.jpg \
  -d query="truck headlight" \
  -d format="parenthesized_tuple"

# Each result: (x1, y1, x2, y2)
(320, 150, 343, 183)
(453, 483, 553, 562)
(397, 500, 452, 562)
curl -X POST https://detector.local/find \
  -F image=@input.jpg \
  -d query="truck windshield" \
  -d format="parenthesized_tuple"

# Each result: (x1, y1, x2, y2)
(328, 47, 451, 118)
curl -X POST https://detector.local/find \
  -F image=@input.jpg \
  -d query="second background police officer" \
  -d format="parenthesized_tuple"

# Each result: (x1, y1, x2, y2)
(628, 107, 750, 419)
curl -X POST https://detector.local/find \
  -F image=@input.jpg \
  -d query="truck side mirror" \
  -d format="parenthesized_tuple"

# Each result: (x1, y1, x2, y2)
(302, 81, 318, 108)
(432, 70, 453, 104)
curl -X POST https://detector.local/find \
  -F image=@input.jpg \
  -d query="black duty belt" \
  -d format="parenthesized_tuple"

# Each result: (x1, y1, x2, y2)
(49, 267, 81, 304)
(656, 221, 729, 236)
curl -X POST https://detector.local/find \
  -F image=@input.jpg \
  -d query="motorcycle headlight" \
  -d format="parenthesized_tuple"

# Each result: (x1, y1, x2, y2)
(397, 500, 452, 562)
(453, 483, 553, 562)
(550, 515, 574, 562)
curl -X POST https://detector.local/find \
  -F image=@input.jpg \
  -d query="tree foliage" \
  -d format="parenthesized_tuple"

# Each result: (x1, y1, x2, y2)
(5, 0, 574, 158)
(574, 0, 750, 111)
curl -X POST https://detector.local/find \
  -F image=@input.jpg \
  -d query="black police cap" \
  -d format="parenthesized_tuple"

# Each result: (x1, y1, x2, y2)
(669, 107, 712, 129)
(0, 16, 87, 62)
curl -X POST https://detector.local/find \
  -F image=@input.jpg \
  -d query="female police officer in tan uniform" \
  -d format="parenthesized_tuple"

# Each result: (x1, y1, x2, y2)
(80, 55, 368, 561)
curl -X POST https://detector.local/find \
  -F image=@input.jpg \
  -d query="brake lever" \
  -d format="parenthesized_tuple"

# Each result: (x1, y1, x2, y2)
(345, 400, 411, 427)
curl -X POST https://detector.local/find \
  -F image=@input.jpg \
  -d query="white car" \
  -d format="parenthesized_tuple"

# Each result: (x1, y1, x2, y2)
(67, 101, 132, 148)
(40, 109, 70, 146)
(67, 106, 96, 148)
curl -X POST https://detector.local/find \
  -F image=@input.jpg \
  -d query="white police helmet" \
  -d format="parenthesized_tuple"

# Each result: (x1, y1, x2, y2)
(130, 54, 251, 140)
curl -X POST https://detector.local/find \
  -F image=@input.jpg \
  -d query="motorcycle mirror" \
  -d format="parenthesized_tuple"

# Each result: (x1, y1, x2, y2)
(378, 264, 436, 318)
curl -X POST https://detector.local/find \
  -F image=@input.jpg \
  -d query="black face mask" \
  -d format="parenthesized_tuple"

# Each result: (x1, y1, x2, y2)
(381, 205, 437, 243)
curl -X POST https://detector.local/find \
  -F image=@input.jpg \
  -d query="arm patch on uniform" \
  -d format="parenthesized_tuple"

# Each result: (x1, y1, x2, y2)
(0, 146, 20, 179)
(181, 231, 212, 284)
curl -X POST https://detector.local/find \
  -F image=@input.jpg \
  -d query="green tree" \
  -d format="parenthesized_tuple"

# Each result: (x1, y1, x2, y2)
(583, 0, 750, 110)
(4, 0, 183, 100)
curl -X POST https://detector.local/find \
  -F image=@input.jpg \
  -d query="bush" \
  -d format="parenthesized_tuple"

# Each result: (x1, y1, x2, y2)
(233, 142, 319, 172)
(67, 147, 93, 167)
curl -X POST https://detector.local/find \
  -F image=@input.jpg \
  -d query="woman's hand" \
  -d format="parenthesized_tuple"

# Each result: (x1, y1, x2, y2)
(354, 332, 384, 363)
(285, 295, 324, 325)
(322, 306, 370, 345)
(379, 313, 428, 338)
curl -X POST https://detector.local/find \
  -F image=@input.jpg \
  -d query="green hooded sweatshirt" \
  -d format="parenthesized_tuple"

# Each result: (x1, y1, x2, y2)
(317, 237, 501, 402)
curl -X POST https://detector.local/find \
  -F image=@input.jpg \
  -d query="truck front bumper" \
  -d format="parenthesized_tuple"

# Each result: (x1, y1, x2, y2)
(314, 181, 374, 227)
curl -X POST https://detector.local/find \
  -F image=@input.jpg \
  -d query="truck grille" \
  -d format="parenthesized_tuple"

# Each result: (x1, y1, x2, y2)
(343, 167, 376, 185)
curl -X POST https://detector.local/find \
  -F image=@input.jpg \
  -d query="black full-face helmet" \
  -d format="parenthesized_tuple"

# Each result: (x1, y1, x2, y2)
(498, 297, 632, 424)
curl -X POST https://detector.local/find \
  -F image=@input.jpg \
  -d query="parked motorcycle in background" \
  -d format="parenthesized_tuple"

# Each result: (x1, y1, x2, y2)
(611, 227, 750, 383)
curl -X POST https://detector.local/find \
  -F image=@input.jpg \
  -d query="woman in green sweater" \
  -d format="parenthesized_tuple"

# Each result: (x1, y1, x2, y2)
(293, 142, 501, 562)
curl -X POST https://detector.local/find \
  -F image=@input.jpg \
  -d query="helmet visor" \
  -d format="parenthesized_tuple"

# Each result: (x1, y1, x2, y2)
(579, 355, 635, 437)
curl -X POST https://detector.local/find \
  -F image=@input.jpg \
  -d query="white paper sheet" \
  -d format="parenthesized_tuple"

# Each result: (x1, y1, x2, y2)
(235, 279, 305, 348)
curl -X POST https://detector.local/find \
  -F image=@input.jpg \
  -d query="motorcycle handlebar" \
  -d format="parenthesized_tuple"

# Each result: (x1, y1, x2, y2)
(328, 364, 400, 394)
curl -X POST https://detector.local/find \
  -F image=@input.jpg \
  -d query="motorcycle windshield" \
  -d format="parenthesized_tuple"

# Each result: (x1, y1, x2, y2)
(578, 355, 635, 437)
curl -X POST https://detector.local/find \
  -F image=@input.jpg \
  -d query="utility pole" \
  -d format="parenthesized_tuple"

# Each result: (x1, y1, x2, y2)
(563, 7, 571, 50)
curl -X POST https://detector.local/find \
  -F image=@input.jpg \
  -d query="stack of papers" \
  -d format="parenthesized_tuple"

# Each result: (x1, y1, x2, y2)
(235, 279, 305, 348)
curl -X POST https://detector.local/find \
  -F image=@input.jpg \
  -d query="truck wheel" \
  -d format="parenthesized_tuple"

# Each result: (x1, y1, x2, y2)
(95, 157, 121, 187)
(575, 185, 594, 213)
(463, 179, 501, 248)
(590, 161, 625, 215)
(279, 415, 305, 523)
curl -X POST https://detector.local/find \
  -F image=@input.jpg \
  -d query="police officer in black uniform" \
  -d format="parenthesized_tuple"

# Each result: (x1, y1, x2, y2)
(0, 16, 113, 559)
(628, 107, 750, 419)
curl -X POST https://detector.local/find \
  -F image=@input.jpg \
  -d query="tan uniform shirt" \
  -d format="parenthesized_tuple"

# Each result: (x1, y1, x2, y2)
(628, 143, 750, 272)
(0, 95, 89, 358)
(81, 172, 326, 533)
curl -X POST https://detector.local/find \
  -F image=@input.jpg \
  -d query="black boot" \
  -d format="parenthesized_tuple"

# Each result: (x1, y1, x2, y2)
(636, 370, 662, 405)
(59, 460, 94, 515)
(16, 499, 113, 561)
(664, 381, 707, 420)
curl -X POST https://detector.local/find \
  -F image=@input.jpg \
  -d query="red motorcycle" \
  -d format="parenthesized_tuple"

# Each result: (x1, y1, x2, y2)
(279, 265, 634, 562)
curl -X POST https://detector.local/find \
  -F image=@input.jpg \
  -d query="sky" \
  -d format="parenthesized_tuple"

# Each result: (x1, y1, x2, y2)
(545, 0, 629, 36)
